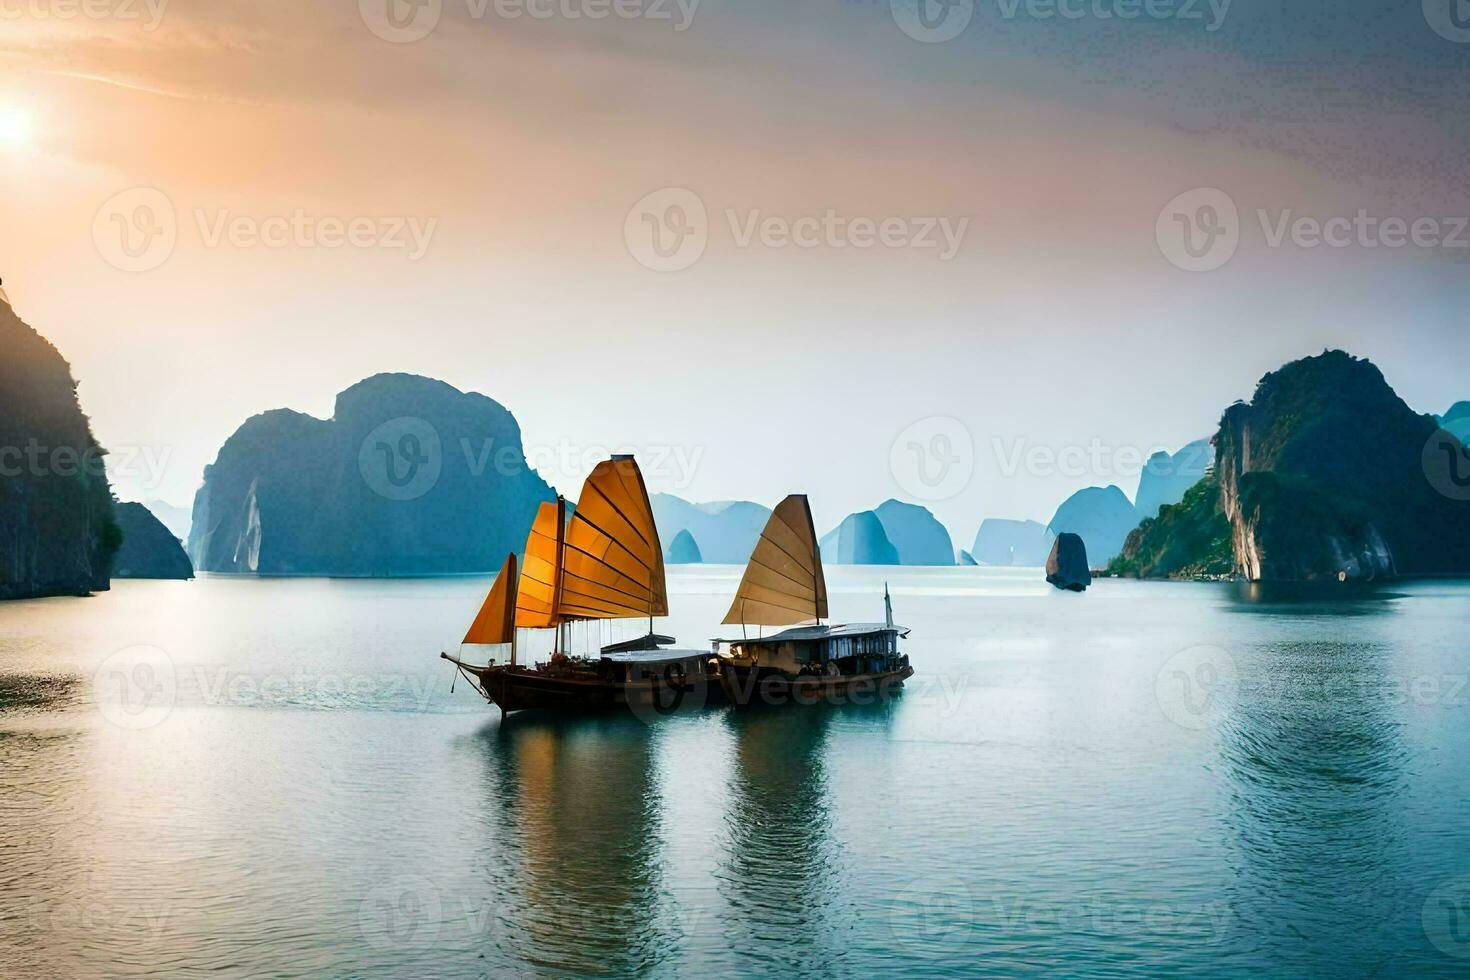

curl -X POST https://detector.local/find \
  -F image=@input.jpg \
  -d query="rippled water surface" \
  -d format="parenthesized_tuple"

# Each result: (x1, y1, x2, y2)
(3, 568, 1470, 977)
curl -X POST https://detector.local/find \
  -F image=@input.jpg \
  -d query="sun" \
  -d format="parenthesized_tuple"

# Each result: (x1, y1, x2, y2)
(0, 109, 33, 148)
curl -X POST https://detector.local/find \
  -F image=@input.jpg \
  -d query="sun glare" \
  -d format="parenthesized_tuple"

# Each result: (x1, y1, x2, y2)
(0, 109, 33, 148)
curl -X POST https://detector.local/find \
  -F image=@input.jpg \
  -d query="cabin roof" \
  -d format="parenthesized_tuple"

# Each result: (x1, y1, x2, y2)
(713, 622, 908, 645)
(599, 648, 711, 665)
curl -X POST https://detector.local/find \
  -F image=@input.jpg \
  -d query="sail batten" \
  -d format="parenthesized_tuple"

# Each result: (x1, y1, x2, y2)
(722, 494, 829, 626)
(515, 499, 565, 629)
(558, 456, 668, 621)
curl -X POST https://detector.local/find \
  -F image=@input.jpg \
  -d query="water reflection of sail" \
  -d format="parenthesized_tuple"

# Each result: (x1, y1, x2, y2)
(477, 716, 672, 975)
(717, 709, 847, 971)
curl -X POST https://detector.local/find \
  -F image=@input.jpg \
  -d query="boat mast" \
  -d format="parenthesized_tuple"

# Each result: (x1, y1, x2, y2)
(554, 494, 567, 655)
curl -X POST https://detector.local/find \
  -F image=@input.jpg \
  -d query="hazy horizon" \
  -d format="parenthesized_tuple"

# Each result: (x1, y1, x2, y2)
(3, 0, 1467, 543)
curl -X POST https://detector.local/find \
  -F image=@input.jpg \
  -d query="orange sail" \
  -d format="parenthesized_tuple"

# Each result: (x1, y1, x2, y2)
(463, 552, 518, 645)
(515, 499, 565, 629)
(722, 494, 828, 626)
(559, 456, 669, 621)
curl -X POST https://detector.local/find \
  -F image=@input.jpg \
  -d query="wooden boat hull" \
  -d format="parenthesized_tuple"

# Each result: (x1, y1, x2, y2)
(718, 663, 914, 708)
(474, 664, 726, 716)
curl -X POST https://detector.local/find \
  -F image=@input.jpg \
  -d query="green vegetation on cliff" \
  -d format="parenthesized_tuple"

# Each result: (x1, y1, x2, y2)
(1108, 476, 1232, 579)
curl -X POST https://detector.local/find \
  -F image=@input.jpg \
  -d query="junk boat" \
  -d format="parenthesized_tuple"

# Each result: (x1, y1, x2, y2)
(442, 455, 721, 716)
(714, 494, 914, 707)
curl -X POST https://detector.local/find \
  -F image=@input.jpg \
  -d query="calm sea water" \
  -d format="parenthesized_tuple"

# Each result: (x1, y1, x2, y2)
(3, 567, 1470, 978)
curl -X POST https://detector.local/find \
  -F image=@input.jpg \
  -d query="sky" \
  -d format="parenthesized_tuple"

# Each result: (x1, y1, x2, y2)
(0, 0, 1466, 547)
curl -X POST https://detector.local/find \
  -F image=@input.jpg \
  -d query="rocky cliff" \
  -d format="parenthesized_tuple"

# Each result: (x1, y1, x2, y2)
(141, 499, 192, 542)
(112, 502, 194, 580)
(188, 374, 554, 575)
(971, 518, 1054, 566)
(1115, 351, 1470, 581)
(1213, 351, 1470, 581)
(820, 511, 900, 565)
(1135, 439, 1214, 519)
(1047, 486, 1140, 566)
(650, 494, 772, 564)
(0, 297, 118, 600)
(872, 499, 954, 565)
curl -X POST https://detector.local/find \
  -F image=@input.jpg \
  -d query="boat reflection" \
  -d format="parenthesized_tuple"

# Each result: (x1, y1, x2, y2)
(715, 706, 851, 973)
(474, 713, 673, 975)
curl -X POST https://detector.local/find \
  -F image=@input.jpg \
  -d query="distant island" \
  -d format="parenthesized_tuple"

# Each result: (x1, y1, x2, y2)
(1112, 351, 1470, 582)
(7, 301, 1462, 594)
(1045, 485, 1140, 567)
(650, 494, 772, 565)
(816, 499, 954, 566)
(188, 374, 554, 576)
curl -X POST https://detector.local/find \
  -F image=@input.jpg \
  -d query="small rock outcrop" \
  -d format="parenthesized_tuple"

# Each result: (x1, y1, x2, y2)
(872, 499, 955, 565)
(0, 296, 119, 600)
(1047, 486, 1140, 567)
(665, 528, 702, 564)
(820, 511, 900, 565)
(971, 518, 1054, 566)
(650, 494, 772, 564)
(188, 374, 554, 576)
(1045, 533, 1092, 591)
(112, 503, 194, 580)
(956, 549, 977, 566)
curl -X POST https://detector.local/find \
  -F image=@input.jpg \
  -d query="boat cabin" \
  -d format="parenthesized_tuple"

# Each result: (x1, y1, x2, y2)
(715, 623, 908, 677)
